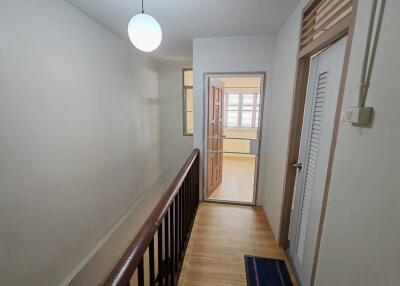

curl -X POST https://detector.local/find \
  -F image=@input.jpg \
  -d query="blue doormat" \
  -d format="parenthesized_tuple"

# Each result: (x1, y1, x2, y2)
(244, 255, 293, 286)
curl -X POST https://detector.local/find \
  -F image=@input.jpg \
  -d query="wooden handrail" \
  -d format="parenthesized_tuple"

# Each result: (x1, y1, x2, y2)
(104, 149, 200, 286)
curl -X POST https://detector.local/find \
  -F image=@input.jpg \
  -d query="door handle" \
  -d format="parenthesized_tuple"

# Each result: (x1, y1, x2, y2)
(292, 162, 303, 170)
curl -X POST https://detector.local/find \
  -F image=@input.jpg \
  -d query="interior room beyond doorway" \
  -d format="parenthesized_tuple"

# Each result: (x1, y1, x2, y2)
(205, 75, 264, 205)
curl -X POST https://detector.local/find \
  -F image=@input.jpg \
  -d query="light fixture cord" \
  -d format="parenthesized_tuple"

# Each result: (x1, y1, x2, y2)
(141, 0, 144, 13)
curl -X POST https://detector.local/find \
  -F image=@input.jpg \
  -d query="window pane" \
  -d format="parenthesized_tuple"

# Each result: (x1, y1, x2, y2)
(227, 111, 238, 127)
(185, 88, 193, 112)
(255, 94, 260, 111)
(242, 94, 253, 105)
(183, 70, 193, 86)
(226, 93, 239, 112)
(228, 94, 239, 106)
(242, 94, 254, 111)
(255, 111, 259, 128)
(241, 111, 253, 128)
(186, 111, 193, 134)
(183, 69, 193, 136)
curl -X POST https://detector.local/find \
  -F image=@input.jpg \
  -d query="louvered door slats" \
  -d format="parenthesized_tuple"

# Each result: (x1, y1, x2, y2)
(296, 71, 328, 260)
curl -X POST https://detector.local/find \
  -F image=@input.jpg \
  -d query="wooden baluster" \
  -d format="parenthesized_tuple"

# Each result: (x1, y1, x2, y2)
(188, 170, 191, 225)
(190, 168, 193, 223)
(179, 187, 183, 257)
(192, 161, 195, 210)
(185, 176, 189, 241)
(170, 203, 175, 285)
(175, 196, 179, 272)
(149, 238, 155, 286)
(165, 210, 170, 286)
(193, 160, 196, 208)
(186, 176, 189, 238)
(182, 180, 186, 246)
(193, 162, 196, 207)
(158, 223, 164, 286)
(138, 258, 144, 286)
(196, 157, 199, 206)
(183, 177, 187, 243)
(193, 168, 195, 219)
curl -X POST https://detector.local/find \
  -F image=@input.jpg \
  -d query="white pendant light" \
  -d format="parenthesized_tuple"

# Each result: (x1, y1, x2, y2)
(128, 0, 162, 52)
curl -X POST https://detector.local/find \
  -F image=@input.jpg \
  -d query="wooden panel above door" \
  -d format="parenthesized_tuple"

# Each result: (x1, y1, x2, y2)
(299, 0, 355, 57)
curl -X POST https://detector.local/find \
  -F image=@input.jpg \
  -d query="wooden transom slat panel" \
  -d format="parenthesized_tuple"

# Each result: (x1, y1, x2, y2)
(300, 0, 354, 53)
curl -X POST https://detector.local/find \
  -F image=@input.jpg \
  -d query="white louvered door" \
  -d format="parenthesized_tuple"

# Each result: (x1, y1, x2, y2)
(288, 37, 347, 286)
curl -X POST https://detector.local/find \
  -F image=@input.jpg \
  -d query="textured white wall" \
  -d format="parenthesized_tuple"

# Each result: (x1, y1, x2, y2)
(0, 1, 162, 285)
(157, 61, 194, 182)
(192, 35, 277, 205)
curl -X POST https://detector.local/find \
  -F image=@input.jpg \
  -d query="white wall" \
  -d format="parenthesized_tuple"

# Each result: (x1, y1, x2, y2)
(261, 0, 308, 239)
(0, 1, 162, 285)
(157, 61, 194, 182)
(192, 35, 277, 204)
(315, 1, 400, 284)
(261, 0, 400, 284)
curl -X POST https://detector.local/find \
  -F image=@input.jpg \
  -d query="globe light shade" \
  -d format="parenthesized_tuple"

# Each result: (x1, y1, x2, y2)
(128, 13, 162, 52)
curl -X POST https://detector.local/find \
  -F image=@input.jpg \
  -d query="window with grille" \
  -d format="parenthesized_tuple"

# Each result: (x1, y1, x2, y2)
(224, 92, 260, 129)
(183, 69, 193, 136)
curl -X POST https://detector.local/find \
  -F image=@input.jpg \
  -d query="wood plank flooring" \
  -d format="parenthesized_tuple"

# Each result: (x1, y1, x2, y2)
(178, 203, 297, 285)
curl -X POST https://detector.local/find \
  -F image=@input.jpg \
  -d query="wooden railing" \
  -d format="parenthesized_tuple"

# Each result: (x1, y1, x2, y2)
(103, 149, 200, 286)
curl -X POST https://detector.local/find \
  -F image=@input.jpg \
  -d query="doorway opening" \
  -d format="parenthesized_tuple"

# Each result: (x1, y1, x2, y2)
(203, 73, 266, 205)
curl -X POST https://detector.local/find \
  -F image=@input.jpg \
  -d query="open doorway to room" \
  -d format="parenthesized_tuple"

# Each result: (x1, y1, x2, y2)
(203, 73, 265, 205)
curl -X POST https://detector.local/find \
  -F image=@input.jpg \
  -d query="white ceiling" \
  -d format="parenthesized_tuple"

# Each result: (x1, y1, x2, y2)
(66, 0, 300, 61)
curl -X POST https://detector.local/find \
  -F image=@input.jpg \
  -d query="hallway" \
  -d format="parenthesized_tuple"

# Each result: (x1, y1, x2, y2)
(178, 203, 297, 285)
(2, 1, 397, 285)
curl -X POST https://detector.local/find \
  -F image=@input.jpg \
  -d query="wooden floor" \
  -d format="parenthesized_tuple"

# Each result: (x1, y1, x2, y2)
(178, 203, 297, 286)
(209, 155, 255, 203)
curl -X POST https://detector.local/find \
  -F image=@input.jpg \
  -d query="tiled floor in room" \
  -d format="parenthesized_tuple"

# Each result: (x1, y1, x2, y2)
(209, 155, 256, 203)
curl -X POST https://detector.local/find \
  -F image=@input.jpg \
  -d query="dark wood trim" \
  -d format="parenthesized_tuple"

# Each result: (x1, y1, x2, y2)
(279, 57, 310, 249)
(278, 0, 358, 262)
(278, 6, 309, 249)
(103, 149, 200, 286)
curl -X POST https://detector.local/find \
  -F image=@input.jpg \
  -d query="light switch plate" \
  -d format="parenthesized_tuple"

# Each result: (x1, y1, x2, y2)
(341, 107, 373, 125)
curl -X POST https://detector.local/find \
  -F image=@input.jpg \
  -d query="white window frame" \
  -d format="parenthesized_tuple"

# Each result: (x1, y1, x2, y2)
(183, 68, 193, 136)
(224, 92, 260, 129)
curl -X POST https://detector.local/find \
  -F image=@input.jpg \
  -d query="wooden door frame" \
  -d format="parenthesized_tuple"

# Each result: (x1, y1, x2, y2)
(202, 72, 267, 206)
(279, 0, 358, 284)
